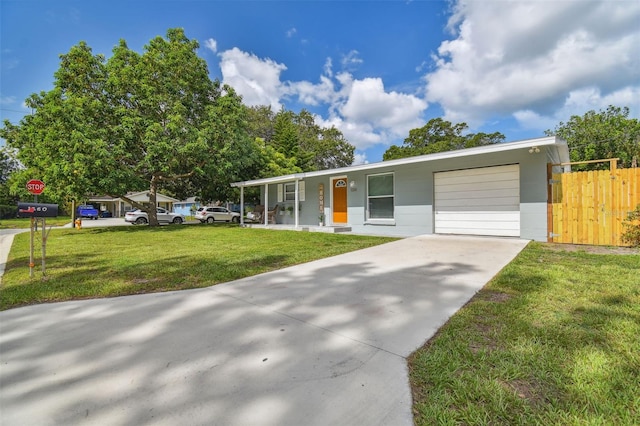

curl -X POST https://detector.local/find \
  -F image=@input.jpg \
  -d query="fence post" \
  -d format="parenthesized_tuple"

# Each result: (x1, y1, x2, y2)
(547, 163, 553, 242)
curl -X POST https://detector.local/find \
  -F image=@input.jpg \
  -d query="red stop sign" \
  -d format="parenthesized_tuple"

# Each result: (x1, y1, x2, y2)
(26, 179, 45, 195)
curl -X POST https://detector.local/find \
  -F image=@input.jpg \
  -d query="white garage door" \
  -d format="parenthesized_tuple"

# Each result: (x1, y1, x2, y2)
(434, 164, 520, 237)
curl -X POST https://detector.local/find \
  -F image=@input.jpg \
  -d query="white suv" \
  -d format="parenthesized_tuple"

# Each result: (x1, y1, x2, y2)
(195, 206, 241, 223)
(124, 208, 185, 225)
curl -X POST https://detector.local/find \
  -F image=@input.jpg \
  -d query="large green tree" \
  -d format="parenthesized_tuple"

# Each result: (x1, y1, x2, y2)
(0, 146, 19, 186)
(246, 105, 275, 143)
(545, 105, 640, 170)
(0, 146, 20, 207)
(247, 106, 354, 172)
(1, 28, 255, 225)
(383, 118, 505, 160)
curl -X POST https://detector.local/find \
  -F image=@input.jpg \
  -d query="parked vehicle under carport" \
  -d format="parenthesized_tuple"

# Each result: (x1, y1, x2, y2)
(195, 206, 240, 223)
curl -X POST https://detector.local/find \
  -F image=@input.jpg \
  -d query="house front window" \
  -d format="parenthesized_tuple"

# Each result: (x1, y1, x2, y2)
(367, 173, 394, 221)
(277, 181, 306, 204)
(284, 183, 296, 201)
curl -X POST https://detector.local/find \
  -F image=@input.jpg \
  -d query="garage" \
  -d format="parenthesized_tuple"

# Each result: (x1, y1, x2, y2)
(434, 164, 520, 237)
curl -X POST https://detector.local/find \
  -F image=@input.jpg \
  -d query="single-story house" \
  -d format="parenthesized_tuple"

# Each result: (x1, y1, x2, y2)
(88, 191, 180, 218)
(173, 197, 201, 217)
(231, 136, 570, 241)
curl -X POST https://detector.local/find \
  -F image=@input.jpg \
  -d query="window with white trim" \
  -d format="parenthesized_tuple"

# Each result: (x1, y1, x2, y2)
(367, 173, 394, 220)
(284, 183, 296, 201)
(277, 181, 306, 202)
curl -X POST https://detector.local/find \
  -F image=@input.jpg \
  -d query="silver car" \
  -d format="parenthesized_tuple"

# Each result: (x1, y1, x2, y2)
(195, 206, 241, 223)
(124, 208, 185, 225)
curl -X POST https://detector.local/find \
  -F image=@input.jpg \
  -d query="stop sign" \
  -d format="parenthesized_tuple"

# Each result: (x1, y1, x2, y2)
(26, 179, 45, 195)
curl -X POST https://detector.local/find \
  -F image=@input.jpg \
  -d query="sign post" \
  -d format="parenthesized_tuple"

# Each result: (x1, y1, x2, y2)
(30, 218, 35, 277)
(21, 180, 56, 278)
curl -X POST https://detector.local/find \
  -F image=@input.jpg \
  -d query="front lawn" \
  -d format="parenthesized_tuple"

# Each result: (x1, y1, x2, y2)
(0, 216, 72, 229)
(410, 242, 640, 425)
(0, 224, 396, 310)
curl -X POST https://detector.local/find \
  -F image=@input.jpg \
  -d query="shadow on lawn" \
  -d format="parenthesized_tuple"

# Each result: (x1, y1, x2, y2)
(2, 248, 292, 305)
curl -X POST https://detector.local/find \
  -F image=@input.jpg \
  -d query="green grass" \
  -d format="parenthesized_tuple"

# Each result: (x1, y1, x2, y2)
(0, 224, 396, 310)
(0, 216, 72, 229)
(410, 242, 640, 425)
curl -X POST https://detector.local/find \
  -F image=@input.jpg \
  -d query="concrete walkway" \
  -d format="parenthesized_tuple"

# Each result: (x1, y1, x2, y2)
(0, 235, 529, 425)
(0, 229, 27, 282)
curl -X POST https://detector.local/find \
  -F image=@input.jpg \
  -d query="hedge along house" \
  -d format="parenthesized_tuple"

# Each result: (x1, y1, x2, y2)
(231, 136, 570, 241)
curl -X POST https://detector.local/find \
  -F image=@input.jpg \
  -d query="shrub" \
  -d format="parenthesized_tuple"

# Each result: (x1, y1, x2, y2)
(621, 204, 640, 247)
(0, 204, 17, 219)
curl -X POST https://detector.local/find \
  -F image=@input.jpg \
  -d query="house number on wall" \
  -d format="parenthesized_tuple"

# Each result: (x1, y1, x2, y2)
(318, 183, 324, 213)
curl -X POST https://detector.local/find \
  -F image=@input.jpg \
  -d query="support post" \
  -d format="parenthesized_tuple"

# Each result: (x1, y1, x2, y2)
(240, 186, 244, 226)
(547, 163, 554, 243)
(29, 217, 35, 278)
(264, 184, 269, 225)
(71, 200, 76, 225)
(41, 218, 46, 275)
(294, 179, 299, 228)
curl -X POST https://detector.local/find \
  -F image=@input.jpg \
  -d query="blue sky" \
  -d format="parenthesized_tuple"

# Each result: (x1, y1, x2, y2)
(1, 0, 639, 164)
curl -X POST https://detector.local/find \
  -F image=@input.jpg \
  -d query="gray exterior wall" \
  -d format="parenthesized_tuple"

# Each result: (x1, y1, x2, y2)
(259, 146, 553, 241)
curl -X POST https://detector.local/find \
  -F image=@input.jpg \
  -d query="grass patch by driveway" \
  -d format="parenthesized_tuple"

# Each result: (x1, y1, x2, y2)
(0, 224, 396, 310)
(410, 242, 640, 425)
(0, 216, 72, 229)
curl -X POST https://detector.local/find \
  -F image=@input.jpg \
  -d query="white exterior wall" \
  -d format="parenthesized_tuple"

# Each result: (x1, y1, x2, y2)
(256, 145, 554, 241)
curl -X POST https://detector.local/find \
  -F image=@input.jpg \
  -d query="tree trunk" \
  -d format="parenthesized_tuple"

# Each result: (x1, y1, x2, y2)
(148, 175, 160, 226)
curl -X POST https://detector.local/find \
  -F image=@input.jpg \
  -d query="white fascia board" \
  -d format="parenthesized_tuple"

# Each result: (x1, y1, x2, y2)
(155, 194, 180, 203)
(231, 136, 566, 187)
(231, 173, 305, 188)
(120, 191, 180, 202)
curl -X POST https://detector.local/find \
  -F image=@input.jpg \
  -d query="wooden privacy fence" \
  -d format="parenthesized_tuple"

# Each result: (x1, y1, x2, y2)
(548, 159, 640, 246)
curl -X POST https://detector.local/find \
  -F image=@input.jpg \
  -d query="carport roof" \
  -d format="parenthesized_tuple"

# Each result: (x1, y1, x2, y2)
(231, 135, 569, 188)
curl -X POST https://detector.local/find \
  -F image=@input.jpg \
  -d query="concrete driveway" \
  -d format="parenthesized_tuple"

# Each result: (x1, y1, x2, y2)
(0, 235, 528, 425)
(64, 217, 132, 228)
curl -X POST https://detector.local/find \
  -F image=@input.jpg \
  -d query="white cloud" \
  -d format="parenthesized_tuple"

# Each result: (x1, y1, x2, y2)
(512, 110, 556, 131)
(515, 86, 640, 130)
(425, 0, 640, 130)
(341, 78, 426, 129)
(286, 27, 297, 38)
(289, 75, 336, 106)
(352, 152, 369, 165)
(307, 75, 426, 150)
(203, 38, 217, 53)
(218, 47, 287, 110)
(216, 47, 427, 151)
(341, 50, 363, 70)
(316, 114, 384, 149)
(323, 58, 333, 78)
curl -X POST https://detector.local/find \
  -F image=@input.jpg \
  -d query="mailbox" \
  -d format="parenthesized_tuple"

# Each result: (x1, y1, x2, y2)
(17, 203, 59, 218)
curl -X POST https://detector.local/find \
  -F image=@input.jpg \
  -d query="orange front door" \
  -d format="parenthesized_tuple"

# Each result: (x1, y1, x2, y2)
(332, 178, 348, 223)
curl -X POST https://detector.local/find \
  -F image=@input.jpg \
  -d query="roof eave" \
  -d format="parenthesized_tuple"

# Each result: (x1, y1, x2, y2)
(231, 135, 568, 187)
(231, 173, 306, 188)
